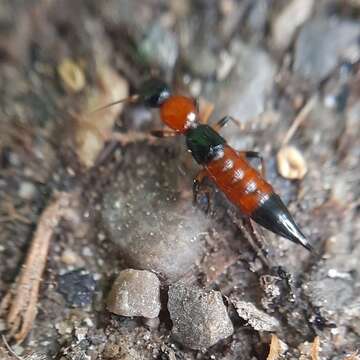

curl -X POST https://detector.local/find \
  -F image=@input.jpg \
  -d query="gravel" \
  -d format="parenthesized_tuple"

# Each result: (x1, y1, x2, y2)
(209, 40, 276, 144)
(168, 282, 234, 350)
(107, 269, 161, 318)
(271, 0, 314, 50)
(294, 18, 360, 83)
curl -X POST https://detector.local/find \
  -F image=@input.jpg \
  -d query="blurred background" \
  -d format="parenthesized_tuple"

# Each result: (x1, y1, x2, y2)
(0, 1, 359, 359)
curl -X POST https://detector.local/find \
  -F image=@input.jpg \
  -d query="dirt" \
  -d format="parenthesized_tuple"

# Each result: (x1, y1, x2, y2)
(0, 1, 359, 359)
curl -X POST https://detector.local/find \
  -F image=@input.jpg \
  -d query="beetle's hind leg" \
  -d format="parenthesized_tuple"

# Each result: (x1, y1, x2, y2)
(193, 169, 213, 214)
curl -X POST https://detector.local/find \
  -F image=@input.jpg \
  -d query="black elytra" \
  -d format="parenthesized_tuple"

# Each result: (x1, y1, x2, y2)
(138, 78, 171, 107)
(186, 125, 226, 165)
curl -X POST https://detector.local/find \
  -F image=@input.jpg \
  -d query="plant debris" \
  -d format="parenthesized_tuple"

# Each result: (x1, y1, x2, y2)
(277, 145, 308, 180)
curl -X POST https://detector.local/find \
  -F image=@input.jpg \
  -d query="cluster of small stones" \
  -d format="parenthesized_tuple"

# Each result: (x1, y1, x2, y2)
(107, 269, 279, 350)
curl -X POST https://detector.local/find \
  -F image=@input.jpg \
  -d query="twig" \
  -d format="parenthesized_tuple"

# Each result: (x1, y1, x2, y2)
(0, 200, 32, 225)
(1, 334, 23, 360)
(281, 96, 316, 146)
(0, 192, 80, 343)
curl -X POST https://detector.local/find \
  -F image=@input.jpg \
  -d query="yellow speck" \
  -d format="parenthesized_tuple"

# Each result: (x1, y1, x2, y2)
(277, 145, 307, 180)
(58, 58, 86, 93)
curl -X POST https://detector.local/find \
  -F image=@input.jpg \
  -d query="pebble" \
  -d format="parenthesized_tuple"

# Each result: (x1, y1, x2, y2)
(139, 23, 178, 72)
(168, 283, 233, 350)
(210, 40, 276, 143)
(247, 0, 269, 35)
(107, 269, 161, 318)
(18, 181, 36, 200)
(231, 298, 280, 332)
(58, 269, 96, 307)
(61, 248, 84, 266)
(294, 18, 360, 83)
(272, 0, 314, 50)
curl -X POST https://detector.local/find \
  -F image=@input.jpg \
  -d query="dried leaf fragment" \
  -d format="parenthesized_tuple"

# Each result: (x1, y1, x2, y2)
(311, 336, 320, 360)
(74, 65, 129, 168)
(58, 58, 86, 93)
(277, 145, 307, 180)
(267, 334, 281, 360)
(231, 298, 280, 332)
(343, 352, 360, 360)
(267, 334, 288, 360)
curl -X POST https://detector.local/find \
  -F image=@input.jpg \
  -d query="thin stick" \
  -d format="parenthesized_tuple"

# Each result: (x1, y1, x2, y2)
(0, 192, 80, 343)
(1, 334, 24, 360)
(282, 96, 316, 146)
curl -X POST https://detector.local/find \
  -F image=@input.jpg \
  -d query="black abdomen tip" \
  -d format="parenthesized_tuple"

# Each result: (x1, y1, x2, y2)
(251, 193, 312, 251)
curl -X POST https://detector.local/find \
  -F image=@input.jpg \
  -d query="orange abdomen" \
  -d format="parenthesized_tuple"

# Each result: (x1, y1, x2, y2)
(205, 145, 273, 215)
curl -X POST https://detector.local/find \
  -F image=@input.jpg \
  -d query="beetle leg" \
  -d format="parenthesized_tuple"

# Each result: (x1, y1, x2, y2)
(212, 115, 241, 132)
(193, 169, 212, 213)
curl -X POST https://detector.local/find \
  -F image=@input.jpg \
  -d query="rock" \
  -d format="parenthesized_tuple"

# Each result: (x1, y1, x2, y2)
(231, 298, 280, 332)
(294, 18, 360, 83)
(271, 0, 314, 50)
(139, 23, 179, 72)
(18, 181, 36, 200)
(209, 40, 276, 144)
(107, 269, 161, 318)
(102, 145, 209, 281)
(168, 283, 233, 350)
(186, 46, 219, 78)
(58, 269, 96, 307)
(247, 0, 270, 35)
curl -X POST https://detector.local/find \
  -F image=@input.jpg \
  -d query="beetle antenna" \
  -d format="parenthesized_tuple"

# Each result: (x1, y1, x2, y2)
(89, 94, 140, 114)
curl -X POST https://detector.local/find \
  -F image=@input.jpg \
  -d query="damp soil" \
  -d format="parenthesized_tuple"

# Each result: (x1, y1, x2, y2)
(0, 1, 359, 359)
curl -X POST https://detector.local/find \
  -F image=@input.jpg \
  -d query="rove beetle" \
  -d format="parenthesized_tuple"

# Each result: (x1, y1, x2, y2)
(96, 78, 313, 251)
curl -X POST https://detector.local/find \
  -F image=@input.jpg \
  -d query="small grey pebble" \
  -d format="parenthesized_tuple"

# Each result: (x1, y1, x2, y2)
(18, 181, 36, 200)
(107, 269, 161, 318)
(168, 283, 233, 350)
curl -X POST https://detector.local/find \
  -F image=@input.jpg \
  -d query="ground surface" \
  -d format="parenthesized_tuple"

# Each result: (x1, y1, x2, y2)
(0, 1, 359, 359)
